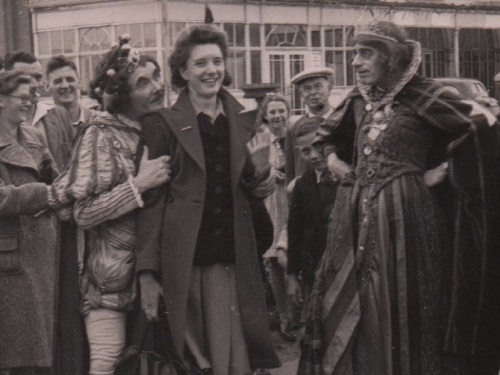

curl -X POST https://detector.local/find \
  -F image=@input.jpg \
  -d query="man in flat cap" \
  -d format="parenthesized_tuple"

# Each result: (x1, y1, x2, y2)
(285, 67, 335, 185)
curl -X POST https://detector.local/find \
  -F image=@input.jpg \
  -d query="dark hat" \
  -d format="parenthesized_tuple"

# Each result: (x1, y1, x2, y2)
(353, 21, 411, 70)
(291, 67, 334, 86)
(354, 21, 407, 45)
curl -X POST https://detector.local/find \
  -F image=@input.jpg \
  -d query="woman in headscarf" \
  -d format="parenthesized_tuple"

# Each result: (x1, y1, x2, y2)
(135, 24, 281, 374)
(298, 21, 498, 375)
(49, 36, 170, 375)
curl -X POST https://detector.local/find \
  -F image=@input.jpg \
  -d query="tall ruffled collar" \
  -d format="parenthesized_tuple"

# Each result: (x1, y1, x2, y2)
(358, 40, 421, 111)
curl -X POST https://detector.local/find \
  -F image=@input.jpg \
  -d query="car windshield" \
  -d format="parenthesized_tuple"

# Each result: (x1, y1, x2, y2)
(471, 82, 487, 95)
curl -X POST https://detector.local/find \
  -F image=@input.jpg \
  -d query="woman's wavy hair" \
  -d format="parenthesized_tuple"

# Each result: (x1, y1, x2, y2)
(169, 24, 232, 89)
(0, 71, 32, 96)
(255, 93, 290, 127)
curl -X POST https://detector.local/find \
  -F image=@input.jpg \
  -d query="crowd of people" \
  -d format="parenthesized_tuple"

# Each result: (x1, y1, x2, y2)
(0, 20, 498, 375)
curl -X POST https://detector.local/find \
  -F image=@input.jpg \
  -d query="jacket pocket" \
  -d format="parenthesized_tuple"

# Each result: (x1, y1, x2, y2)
(0, 238, 22, 275)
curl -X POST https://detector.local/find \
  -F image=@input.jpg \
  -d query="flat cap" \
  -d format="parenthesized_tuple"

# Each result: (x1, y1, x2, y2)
(291, 67, 334, 85)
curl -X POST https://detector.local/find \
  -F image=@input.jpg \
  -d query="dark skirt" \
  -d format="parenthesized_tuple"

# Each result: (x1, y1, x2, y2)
(299, 174, 446, 375)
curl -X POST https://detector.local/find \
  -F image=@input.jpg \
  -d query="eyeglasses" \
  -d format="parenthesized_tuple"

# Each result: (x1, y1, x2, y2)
(5, 95, 33, 104)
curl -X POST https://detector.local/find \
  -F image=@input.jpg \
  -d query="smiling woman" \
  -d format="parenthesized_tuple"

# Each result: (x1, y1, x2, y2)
(0, 71, 60, 374)
(0, 84, 33, 132)
(136, 24, 281, 375)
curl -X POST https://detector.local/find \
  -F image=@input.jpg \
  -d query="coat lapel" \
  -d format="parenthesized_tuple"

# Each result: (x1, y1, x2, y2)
(220, 90, 256, 190)
(160, 90, 206, 173)
(0, 126, 41, 174)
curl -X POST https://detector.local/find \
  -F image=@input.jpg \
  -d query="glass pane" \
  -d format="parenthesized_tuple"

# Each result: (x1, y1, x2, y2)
(269, 54, 285, 92)
(345, 26, 355, 47)
(143, 23, 157, 48)
(226, 50, 245, 89)
(265, 24, 306, 47)
(250, 50, 261, 84)
(169, 23, 186, 47)
(334, 28, 342, 47)
(325, 28, 334, 47)
(289, 54, 305, 79)
(326, 50, 344, 86)
(250, 24, 260, 47)
(115, 25, 128, 40)
(63, 29, 75, 54)
(311, 26, 321, 47)
(38, 32, 50, 56)
(346, 50, 355, 85)
(235, 24, 245, 47)
(79, 54, 105, 94)
(128, 24, 143, 47)
(51, 30, 62, 55)
(79, 27, 112, 52)
(224, 24, 235, 47)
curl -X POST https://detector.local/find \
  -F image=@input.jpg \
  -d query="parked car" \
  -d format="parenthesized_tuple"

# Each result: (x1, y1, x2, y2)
(434, 77, 500, 116)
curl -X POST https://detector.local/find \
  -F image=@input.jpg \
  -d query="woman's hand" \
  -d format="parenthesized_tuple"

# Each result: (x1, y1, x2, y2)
(134, 146, 171, 194)
(139, 271, 163, 321)
(247, 132, 271, 177)
(424, 162, 448, 187)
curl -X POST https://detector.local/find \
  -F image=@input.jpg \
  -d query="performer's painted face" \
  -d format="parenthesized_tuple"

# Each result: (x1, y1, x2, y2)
(299, 77, 331, 113)
(352, 43, 387, 87)
(126, 61, 165, 120)
(181, 43, 225, 99)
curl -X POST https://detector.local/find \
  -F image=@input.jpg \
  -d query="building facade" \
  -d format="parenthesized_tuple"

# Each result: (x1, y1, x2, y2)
(22, 0, 500, 111)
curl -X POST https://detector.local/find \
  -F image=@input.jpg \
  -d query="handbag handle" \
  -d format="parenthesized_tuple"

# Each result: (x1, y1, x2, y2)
(135, 297, 184, 365)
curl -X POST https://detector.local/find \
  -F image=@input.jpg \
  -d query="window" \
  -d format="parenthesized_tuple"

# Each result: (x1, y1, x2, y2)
(223, 23, 247, 89)
(35, 23, 160, 95)
(265, 24, 307, 47)
(324, 25, 355, 87)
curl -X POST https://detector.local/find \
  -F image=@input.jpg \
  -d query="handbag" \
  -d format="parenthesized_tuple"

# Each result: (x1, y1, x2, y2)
(114, 299, 190, 375)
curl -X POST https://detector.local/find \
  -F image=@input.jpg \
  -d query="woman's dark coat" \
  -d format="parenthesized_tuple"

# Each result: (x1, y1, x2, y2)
(136, 89, 280, 370)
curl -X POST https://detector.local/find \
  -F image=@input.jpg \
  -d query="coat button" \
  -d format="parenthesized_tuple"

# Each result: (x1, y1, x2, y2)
(214, 207, 222, 215)
(215, 164, 223, 173)
(363, 146, 372, 156)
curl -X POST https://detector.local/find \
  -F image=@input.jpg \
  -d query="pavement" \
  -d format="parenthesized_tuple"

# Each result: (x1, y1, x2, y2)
(268, 328, 303, 375)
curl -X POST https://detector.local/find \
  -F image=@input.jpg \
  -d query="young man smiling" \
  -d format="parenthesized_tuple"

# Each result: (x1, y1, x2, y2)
(46, 55, 92, 134)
